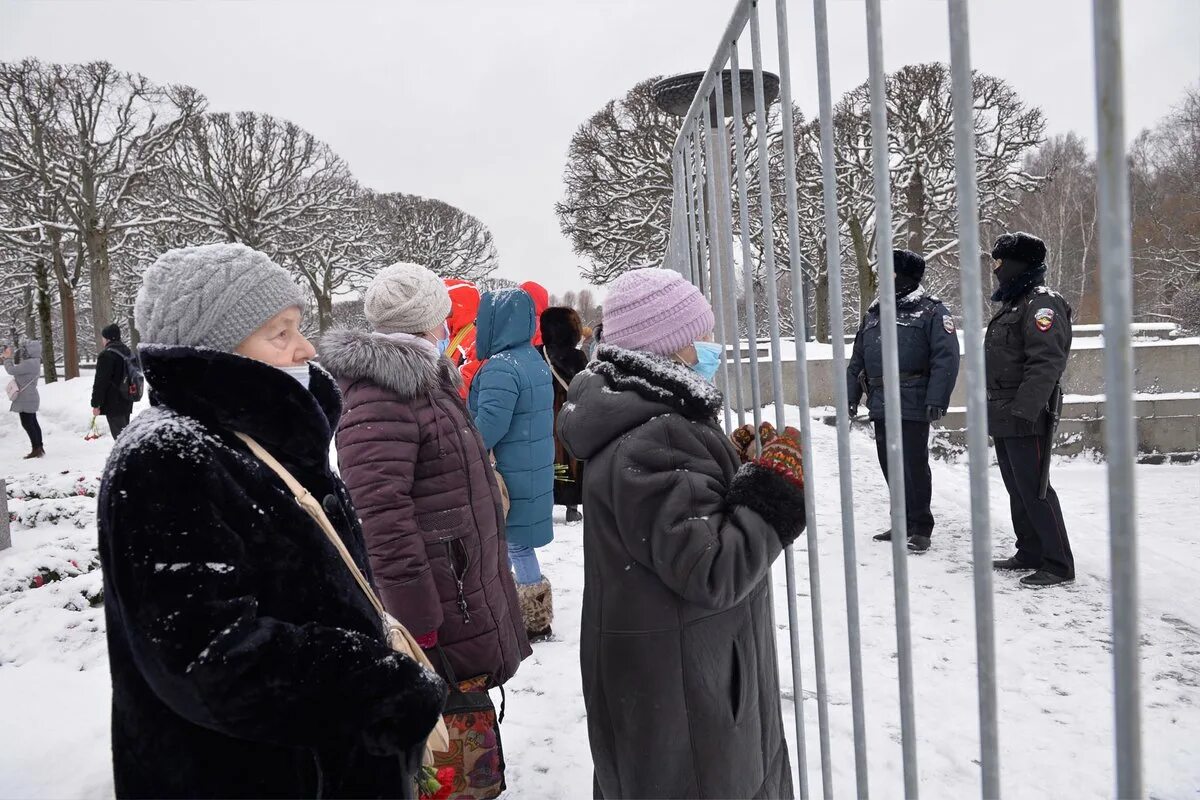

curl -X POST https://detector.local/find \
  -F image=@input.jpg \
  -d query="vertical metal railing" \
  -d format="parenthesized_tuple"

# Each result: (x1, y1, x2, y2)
(774, 1, 834, 797)
(661, 1, 1140, 798)
(711, 79, 748, 427)
(1092, 1, 1143, 797)
(946, 1, 1001, 796)
(863, 0, 920, 795)
(810, 0, 870, 795)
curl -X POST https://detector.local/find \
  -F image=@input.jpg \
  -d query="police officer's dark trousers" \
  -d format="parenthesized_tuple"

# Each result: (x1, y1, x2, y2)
(872, 419, 934, 538)
(994, 435, 1074, 578)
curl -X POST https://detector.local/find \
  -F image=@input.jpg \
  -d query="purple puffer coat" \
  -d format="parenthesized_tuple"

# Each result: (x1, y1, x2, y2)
(320, 329, 531, 686)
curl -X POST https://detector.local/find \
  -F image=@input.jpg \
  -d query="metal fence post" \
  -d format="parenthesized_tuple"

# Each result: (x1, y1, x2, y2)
(729, 40, 765, 443)
(749, 4, 810, 797)
(711, 77, 748, 426)
(701, 115, 736, 432)
(775, 0, 834, 796)
(863, 0, 920, 795)
(1092, 1, 1143, 796)
(810, 0, 869, 794)
(946, 1, 1001, 796)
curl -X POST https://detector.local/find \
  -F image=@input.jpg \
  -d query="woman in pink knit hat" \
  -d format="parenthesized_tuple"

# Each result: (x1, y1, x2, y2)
(558, 267, 805, 799)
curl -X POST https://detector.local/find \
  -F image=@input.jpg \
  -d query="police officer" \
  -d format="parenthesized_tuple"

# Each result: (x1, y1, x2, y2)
(985, 232, 1075, 588)
(848, 250, 960, 553)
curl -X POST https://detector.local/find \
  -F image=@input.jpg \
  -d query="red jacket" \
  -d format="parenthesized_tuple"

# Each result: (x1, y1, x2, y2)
(445, 279, 483, 399)
(520, 281, 549, 347)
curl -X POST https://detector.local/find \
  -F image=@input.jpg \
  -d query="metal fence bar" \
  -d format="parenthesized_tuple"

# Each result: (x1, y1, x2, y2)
(774, 1, 833, 797)
(682, 138, 701, 286)
(749, 4, 809, 798)
(946, 2, 1001, 796)
(668, 150, 689, 278)
(701, 114, 735, 432)
(729, 40, 765, 442)
(863, 0, 920, 795)
(810, 0, 869, 794)
(711, 75, 748, 427)
(691, 126, 712, 300)
(1091, 1, 1143, 796)
(671, 0, 755, 154)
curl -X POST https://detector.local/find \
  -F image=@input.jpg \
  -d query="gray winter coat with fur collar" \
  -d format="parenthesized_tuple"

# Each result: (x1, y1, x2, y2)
(558, 345, 802, 800)
(320, 330, 531, 687)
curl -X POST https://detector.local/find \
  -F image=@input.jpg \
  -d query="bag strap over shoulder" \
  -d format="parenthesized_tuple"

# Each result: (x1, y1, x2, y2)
(447, 323, 474, 364)
(543, 349, 571, 392)
(234, 432, 389, 622)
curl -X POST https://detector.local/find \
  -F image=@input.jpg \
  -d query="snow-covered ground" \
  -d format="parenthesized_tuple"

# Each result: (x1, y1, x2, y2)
(2, 378, 1198, 799)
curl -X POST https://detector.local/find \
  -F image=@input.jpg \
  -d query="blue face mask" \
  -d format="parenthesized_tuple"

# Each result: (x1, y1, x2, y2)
(436, 322, 451, 355)
(689, 341, 723, 382)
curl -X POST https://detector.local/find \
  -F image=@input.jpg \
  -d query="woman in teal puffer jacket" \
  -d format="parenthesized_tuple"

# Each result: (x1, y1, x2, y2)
(469, 288, 556, 640)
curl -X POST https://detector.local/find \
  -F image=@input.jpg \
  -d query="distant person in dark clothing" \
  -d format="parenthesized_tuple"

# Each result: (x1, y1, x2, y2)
(538, 307, 589, 523)
(92, 323, 137, 438)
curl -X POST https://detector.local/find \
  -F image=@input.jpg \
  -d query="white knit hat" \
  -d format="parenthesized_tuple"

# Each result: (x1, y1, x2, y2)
(364, 262, 452, 335)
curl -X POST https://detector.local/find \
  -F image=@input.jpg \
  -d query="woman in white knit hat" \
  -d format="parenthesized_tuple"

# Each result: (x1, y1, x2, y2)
(97, 243, 446, 799)
(321, 263, 531, 695)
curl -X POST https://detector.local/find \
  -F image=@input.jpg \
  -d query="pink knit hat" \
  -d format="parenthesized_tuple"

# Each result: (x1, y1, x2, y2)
(602, 267, 715, 356)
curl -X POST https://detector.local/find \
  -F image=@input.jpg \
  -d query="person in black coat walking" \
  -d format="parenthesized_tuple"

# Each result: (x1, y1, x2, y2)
(91, 323, 137, 438)
(99, 243, 445, 799)
(538, 306, 589, 523)
(848, 250, 960, 552)
(985, 232, 1075, 589)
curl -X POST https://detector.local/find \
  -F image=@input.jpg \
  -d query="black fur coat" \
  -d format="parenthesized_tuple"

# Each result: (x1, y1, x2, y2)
(97, 346, 446, 799)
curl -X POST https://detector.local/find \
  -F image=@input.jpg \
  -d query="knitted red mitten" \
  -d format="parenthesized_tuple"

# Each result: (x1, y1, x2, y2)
(756, 426, 804, 490)
(730, 421, 777, 464)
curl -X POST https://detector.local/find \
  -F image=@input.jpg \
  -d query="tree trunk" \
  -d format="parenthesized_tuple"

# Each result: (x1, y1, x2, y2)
(906, 166, 926, 254)
(49, 231, 80, 380)
(33, 258, 59, 384)
(849, 215, 875, 320)
(23, 286, 35, 339)
(317, 292, 333, 334)
(129, 306, 140, 349)
(815, 270, 831, 343)
(86, 224, 114, 350)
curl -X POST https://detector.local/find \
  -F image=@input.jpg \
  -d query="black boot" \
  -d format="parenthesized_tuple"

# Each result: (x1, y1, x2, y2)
(1020, 570, 1075, 589)
(993, 556, 1039, 571)
(23, 446, 45, 460)
(565, 507, 583, 524)
(907, 535, 930, 553)
(873, 529, 893, 542)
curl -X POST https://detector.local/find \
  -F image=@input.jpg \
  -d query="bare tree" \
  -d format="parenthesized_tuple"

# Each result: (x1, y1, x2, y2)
(1008, 133, 1098, 316)
(1129, 85, 1200, 320)
(807, 64, 1047, 322)
(371, 191, 498, 283)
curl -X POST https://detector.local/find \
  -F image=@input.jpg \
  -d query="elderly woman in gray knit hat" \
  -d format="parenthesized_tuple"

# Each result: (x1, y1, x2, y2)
(97, 243, 446, 799)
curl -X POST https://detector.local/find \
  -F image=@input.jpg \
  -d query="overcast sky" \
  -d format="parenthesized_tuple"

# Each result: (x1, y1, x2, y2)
(2, 0, 1197, 296)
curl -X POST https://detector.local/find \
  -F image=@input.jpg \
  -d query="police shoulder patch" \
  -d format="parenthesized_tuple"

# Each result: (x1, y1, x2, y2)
(942, 315, 956, 334)
(1034, 307, 1055, 332)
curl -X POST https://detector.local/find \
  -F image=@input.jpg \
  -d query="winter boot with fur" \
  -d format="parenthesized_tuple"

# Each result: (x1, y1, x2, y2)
(518, 577, 554, 642)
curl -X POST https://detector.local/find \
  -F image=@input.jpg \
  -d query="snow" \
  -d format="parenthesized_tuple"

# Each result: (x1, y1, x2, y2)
(3, 380, 1199, 798)
(749, 334, 1200, 361)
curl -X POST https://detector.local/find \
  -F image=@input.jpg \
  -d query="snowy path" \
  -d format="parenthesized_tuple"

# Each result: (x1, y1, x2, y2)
(2, 380, 1198, 798)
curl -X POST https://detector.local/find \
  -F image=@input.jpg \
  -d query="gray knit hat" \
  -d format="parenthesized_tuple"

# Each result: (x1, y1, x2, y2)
(364, 262, 451, 335)
(135, 243, 305, 352)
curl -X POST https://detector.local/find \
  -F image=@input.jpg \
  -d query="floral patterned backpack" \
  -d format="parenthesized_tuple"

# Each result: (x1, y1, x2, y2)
(425, 647, 507, 799)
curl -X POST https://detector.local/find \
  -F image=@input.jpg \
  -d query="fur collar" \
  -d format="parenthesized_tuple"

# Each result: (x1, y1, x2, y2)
(992, 265, 1047, 304)
(138, 345, 340, 471)
(318, 329, 460, 400)
(592, 344, 723, 422)
(869, 285, 932, 313)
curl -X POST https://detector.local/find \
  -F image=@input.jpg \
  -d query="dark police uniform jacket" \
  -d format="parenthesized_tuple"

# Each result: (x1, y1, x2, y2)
(984, 285, 1073, 438)
(848, 290, 961, 422)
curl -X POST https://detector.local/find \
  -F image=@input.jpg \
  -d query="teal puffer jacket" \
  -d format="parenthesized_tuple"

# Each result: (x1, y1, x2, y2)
(469, 289, 555, 549)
